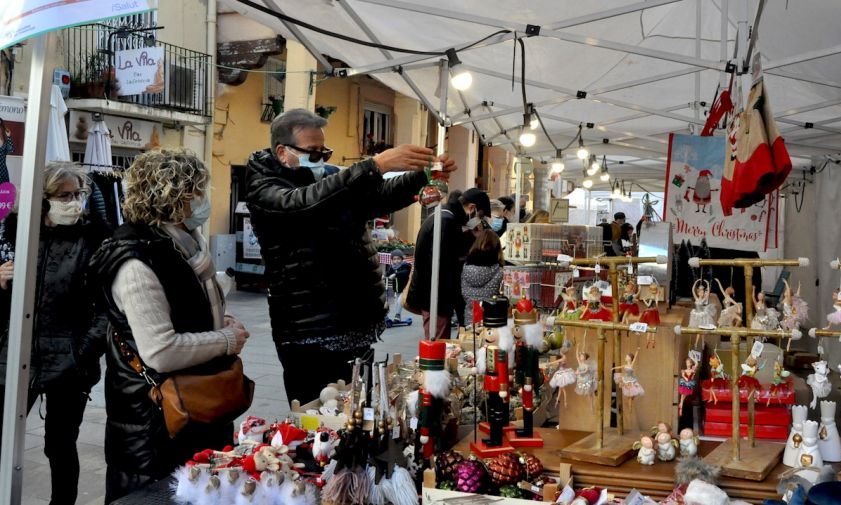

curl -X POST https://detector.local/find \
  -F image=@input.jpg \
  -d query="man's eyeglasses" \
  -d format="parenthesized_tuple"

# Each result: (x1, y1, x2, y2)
(284, 144, 333, 163)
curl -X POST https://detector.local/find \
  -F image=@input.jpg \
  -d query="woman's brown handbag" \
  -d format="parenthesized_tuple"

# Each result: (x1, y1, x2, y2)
(400, 263, 423, 315)
(115, 332, 255, 438)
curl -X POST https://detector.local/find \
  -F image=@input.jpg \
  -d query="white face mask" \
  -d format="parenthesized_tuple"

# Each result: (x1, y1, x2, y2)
(48, 199, 82, 226)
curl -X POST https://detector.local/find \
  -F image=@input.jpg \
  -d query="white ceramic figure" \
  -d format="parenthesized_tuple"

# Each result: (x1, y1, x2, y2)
(798, 420, 823, 468)
(806, 361, 832, 409)
(655, 431, 677, 462)
(784, 405, 809, 467)
(818, 400, 841, 462)
(679, 428, 699, 458)
(634, 436, 656, 466)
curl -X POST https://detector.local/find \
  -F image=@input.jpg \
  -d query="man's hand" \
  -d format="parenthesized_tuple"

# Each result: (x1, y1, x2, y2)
(0, 261, 13, 290)
(372, 145, 459, 174)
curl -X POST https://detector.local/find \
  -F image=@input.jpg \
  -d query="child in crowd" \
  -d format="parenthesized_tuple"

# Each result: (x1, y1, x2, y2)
(386, 249, 411, 321)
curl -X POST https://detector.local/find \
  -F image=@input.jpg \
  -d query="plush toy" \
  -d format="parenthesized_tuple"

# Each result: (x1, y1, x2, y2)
(269, 422, 308, 450)
(241, 444, 284, 478)
(237, 416, 269, 445)
(312, 429, 339, 467)
(679, 428, 700, 458)
(633, 435, 656, 465)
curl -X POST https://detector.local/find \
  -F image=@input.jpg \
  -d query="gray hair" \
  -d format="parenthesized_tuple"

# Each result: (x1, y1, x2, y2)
(43, 161, 87, 198)
(270, 108, 328, 151)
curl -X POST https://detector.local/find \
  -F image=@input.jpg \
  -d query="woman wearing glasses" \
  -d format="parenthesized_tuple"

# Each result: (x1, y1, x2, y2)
(0, 161, 109, 505)
(246, 108, 458, 404)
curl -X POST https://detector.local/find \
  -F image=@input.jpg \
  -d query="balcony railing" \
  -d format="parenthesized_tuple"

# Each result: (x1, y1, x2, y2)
(63, 24, 211, 117)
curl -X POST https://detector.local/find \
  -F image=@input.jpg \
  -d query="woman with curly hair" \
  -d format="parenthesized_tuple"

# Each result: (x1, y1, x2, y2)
(89, 149, 250, 502)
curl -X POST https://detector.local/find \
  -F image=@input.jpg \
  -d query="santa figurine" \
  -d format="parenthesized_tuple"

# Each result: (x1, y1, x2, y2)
(512, 297, 544, 440)
(416, 340, 451, 462)
(476, 295, 514, 375)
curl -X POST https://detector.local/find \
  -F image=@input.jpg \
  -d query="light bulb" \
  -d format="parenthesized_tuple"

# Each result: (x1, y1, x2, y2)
(451, 70, 473, 91)
(529, 117, 539, 130)
(613, 187, 622, 197)
(600, 172, 610, 182)
(582, 178, 593, 189)
(587, 161, 599, 176)
(551, 160, 565, 173)
(519, 131, 537, 147)
(577, 146, 589, 159)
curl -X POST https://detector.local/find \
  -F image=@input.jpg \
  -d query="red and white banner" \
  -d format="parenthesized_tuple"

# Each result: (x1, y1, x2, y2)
(663, 133, 777, 252)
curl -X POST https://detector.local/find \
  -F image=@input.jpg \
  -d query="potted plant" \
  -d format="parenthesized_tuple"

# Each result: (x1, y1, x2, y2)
(69, 52, 115, 99)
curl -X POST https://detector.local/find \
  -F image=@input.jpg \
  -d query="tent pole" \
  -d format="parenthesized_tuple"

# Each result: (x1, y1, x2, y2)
(514, 159, 521, 224)
(694, 0, 702, 124)
(0, 32, 55, 505)
(720, 0, 730, 87)
(428, 59, 448, 340)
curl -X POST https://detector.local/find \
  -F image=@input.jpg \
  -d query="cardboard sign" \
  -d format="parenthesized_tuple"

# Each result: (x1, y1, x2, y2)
(115, 47, 166, 96)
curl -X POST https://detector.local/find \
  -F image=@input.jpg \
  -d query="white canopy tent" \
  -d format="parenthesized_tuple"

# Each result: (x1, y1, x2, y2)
(222, 0, 841, 190)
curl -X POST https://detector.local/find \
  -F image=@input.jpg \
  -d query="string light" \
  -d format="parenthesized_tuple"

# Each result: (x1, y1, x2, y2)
(587, 156, 600, 176)
(551, 149, 565, 173)
(519, 129, 537, 147)
(576, 125, 589, 159)
(582, 178, 594, 189)
(599, 156, 610, 181)
(446, 48, 472, 91)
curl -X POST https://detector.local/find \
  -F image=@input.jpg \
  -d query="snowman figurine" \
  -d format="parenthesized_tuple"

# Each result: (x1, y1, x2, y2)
(784, 405, 809, 467)
(798, 420, 823, 469)
(818, 400, 841, 462)
(678, 428, 699, 458)
(806, 361, 832, 409)
(633, 435, 656, 465)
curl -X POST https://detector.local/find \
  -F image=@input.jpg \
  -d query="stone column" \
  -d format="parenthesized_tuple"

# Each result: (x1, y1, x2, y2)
(283, 40, 316, 112)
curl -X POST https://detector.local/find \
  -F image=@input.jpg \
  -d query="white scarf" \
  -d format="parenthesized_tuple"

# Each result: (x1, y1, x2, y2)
(163, 224, 225, 329)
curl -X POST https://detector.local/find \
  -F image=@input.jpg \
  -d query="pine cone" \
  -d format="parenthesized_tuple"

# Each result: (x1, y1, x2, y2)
(519, 453, 544, 479)
(499, 485, 523, 498)
(486, 453, 525, 487)
(435, 450, 465, 482)
(455, 459, 487, 494)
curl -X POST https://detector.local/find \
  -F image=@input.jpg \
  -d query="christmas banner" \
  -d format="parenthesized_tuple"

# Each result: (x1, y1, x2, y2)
(663, 133, 776, 252)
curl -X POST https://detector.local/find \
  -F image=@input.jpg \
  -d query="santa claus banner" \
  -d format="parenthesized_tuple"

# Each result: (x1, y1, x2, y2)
(663, 133, 777, 252)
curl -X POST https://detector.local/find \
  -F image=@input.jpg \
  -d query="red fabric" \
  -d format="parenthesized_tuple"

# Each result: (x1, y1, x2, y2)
(521, 386, 534, 410)
(619, 302, 640, 316)
(581, 308, 612, 321)
(472, 300, 484, 325)
(639, 307, 660, 325)
(701, 90, 732, 136)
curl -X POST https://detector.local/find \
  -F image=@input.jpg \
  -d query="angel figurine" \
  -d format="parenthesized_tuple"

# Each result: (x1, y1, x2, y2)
(678, 428, 700, 458)
(580, 284, 612, 322)
(688, 280, 716, 328)
(767, 359, 792, 407)
(678, 356, 698, 416)
(781, 279, 808, 332)
(738, 355, 765, 401)
(560, 285, 582, 320)
(638, 280, 660, 347)
(752, 286, 781, 330)
(655, 430, 678, 462)
(549, 353, 577, 409)
(715, 279, 742, 327)
(806, 361, 831, 409)
(574, 346, 597, 412)
(823, 289, 841, 330)
(705, 351, 728, 404)
(618, 281, 640, 323)
(612, 348, 644, 407)
(633, 435, 656, 466)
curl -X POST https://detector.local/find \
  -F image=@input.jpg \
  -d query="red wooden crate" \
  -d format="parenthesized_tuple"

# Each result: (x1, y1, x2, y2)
(703, 422, 788, 440)
(704, 404, 791, 426)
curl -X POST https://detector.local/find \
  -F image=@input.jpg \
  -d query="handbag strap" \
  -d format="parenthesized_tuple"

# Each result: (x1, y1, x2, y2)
(112, 330, 160, 388)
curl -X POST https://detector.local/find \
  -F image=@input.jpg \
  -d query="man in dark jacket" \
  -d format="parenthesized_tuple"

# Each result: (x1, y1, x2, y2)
(245, 108, 456, 404)
(406, 188, 491, 340)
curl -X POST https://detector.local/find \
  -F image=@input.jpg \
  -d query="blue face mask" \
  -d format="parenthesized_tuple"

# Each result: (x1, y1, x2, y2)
(296, 153, 326, 180)
(184, 195, 211, 231)
(491, 216, 505, 232)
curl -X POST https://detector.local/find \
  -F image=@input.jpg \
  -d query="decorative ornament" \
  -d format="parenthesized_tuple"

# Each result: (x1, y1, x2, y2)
(455, 459, 487, 493)
(486, 453, 525, 487)
(499, 485, 523, 498)
(419, 167, 449, 208)
(519, 453, 543, 479)
(434, 450, 465, 482)
(438, 480, 456, 491)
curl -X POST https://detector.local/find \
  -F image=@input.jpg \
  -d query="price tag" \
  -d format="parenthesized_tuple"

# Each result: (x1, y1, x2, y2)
(750, 341, 764, 358)
(431, 161, 443, 171)
(594, 264, 601, 274)
(624, 490, 646, 505)
(629, 322, 648, 333)
(637, 275, 653, 285)
(393, 424, 401, 439)
(627, 264, 633, 275)
(363, 408, 375, 421)
(818, 344, 824, 356)
(410, 417, 418, 430)
(573, 268, 580, 278)
(689, 350, 702, 364)
(557, 254, 573, 263)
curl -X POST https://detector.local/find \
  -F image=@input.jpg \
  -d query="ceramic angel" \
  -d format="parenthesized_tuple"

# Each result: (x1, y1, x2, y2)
(655, 430, 678, 462)
(818, 400, 841, 462)
(767, 359, 791, 406)
(633, 435, 656, 465)
(715, 279, 742, 327)
(738, 355, 764, 401)
(806, 361, 831, 409)
(549, 353, 577, 408)
(705, 352, 728, 404)
(784, 405, 808, 467)
(823, 289, 841, 330)
(612, 348, 644, 407)
(638, 280, 660, 347)
(678, 428, 699, 458)
(752, 286, 781, 330)
(678, 356, 698, 416)
(580, 284, 612, 322)
(574, 346, 597, 412)
(618, 281, 640, 323)
(781, 279, 808, 332)
(688, 279, 716, 328)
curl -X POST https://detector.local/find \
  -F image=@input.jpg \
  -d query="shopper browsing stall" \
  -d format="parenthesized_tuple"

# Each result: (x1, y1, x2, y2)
(0, 162, 108, 505)
(90, 150, 251, 502)
(461, 229, 504, 324)
(245, 108, 456, 403)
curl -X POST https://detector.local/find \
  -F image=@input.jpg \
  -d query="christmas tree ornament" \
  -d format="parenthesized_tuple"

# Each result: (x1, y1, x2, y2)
(486, 453, 525, 487)
(419, 166, 449, 208)
(752, 286, 780, 330)
(455, 458, 487, 493)
(781, 279, 808, 332)
(612, 348, 644, 407)
(560, 285, 582, 320)
(806, 361, 831, 409)
(638, 279, 661, 347)
(438, 480, 456, 491)
(737, 355, 763, 402)
(548, 353, 576, 408)
(678, 355, 698, 416)
(499, 485, 523, 498)
(688, 279, 716, 328)
(618, 281, 640, 323)
(519, 453, 543, 479)
(573, 344, 597, 412)
(434, 450, 465, 482)
(580, 284, 612, 322)
(818, 400, 841, 462)
(705, 350, 728, 404)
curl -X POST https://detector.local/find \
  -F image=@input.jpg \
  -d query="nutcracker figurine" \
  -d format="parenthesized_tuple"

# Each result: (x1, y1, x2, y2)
(511, 298, 545, 445)
(417, 340, 451, 462)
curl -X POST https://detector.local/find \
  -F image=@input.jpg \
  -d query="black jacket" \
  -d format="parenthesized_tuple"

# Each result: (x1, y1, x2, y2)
(0, 213, 107, 391)
(244, 149, 427, 344)
(405, 203, 473, 314)
(385, 260, 411, 293)
(89, 223, 233, 501)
